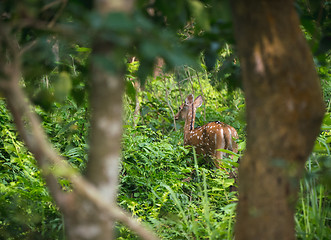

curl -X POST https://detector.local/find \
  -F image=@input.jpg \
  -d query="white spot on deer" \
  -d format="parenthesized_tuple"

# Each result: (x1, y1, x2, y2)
(228, 128, 233, 150)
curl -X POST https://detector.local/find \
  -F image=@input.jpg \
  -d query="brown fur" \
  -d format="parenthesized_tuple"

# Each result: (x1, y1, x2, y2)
(175, 94, 238, 168)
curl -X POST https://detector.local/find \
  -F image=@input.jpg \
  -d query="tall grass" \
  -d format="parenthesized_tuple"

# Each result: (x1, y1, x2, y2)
(295, 154, 331, 239)
(148, 150, 238, 240)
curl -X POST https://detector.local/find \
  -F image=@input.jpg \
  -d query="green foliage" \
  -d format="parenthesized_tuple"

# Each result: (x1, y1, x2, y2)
(0, 0, 330, 239)
(1, 62, 330, 240)
(0, 100, 64, 239)
(297, 0, 331, 56)
(0, 94, 88, 238)
(118, 123, 238, 239)
(318, 62, 331, 108)
(295, 112, 331, 239)
(296, 156, 331, 240)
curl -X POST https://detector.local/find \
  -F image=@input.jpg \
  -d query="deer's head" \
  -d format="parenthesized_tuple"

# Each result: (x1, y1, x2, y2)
(175, 94, 202, 120)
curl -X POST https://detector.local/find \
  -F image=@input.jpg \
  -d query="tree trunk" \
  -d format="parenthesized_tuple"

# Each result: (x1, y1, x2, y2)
(231, 1, 324, 239)
(65, 1, 134, 239)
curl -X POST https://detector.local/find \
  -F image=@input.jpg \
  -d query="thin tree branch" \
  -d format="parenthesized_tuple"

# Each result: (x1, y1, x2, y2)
(163, 76, 177, 131)
(195, 71, 207, 121)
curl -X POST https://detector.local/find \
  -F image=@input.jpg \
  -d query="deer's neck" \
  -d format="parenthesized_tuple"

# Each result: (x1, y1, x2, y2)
(184, 105, 196, 142)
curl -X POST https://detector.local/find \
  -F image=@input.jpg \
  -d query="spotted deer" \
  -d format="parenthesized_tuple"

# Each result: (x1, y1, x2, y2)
(175, 94, 238, 168)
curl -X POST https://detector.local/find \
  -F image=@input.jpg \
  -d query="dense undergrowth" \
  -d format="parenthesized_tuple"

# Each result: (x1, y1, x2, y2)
(0, 65, 330, 239)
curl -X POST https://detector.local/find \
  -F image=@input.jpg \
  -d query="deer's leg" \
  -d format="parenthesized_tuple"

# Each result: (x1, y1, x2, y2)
(224, 126, 239, 159)
(215, 130, 226, 160)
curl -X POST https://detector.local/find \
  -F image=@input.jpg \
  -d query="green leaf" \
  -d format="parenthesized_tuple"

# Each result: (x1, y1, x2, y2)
(76, 47, 91, 53)
(216, 148, 240, 158)
(54, 72, 72, 102)
(126, 79, 136, 103)
(223, 178, 235, 188)
(188, 0, 210, 31)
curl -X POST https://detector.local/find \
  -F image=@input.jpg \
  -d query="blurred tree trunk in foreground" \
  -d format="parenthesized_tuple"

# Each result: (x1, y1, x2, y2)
(231, 1, 325, 239)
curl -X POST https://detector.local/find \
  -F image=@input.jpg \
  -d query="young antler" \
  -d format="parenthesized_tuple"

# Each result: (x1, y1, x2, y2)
(175, 94, 238, 168)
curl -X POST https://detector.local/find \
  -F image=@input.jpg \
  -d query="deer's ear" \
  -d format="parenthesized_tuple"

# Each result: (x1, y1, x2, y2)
(185, 94, 194, 105)
(194, 95, 203, 108)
